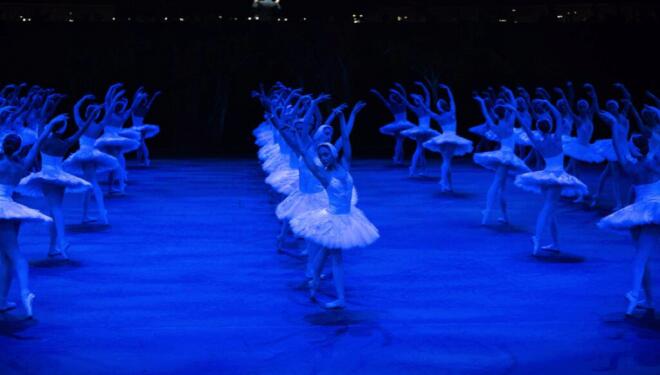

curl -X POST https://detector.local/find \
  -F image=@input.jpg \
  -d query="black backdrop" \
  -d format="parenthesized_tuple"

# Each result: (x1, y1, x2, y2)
(1, 20, 658, 157)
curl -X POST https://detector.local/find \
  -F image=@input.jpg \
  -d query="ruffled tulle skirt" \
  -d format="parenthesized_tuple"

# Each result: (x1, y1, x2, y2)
(598, 198, 660, 230)
(118, 128, 142, 141)
(258, 143, 280, 162)
(63, 148, 120, 175)
(473, 150, 530, 175)
(563, 139, 605, 163)
(290, 207, 379, 249)
(0, 199, 52, 222)
(513, 128, 539, 146)
(95, 134, 140, 154)
(423, 132, 473, 156)
(262, 152, 291, 175)
(401, 127, 440, 142)
(265, 168, 300, 195)
(592, 139, 617, 162)
(515, 169, 589, 197)
(133, 124, 160, 139)
(17, 170, 92, 197)
(255, 131, 274, 148)
(380, 121, 415, 136)
(469, 123, 498, 141)
(276, 188, 359, 221)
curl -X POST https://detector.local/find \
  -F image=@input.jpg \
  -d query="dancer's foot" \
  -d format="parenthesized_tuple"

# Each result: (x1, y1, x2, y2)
(48, 242, 70, 259)
(497, 216, 509, 225)
(276, 235, 285, 253)
(481, 210, 490, 225)
(590, 195, 599, 208)
(541, 244, 561, 254)
(439, 181, 451, 192)
(308, 279, 319, 301)
(144, 159, 151, 167)
(324, 299, 346, 310)
(21, 292, 35, 318)
(0, 301, 17, 313)
(626, 291, 648, 316)
(573, 195, 586, 204)
(532, 236, 540, 256)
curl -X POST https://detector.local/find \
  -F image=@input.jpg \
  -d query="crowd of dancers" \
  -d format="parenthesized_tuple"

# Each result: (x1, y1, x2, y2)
(0, 83, 160, 318)
(252, 83, 379, 310)
(374, 81, 659, 317)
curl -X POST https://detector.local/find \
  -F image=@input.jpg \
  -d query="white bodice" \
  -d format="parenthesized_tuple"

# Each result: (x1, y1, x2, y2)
(79, 136, 96, 149)
(41, 153, 63, 172)
(499, 135, 516, 151)
(327, 175, 354, 215)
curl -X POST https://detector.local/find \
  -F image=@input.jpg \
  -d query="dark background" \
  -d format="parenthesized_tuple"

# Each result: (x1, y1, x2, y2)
(0, 1, 658, 157)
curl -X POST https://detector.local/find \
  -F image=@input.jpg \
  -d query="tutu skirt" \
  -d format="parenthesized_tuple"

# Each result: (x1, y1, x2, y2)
(598, 199, 660, 230)
(63, 148, 119, 175)
(469, 123, 499, 141)
(276, 187, 359, 221)
(0, 199, 52, 223)
(95, 134, 140, 154)
(258, 143, 280, 162)
(473, 150, 530, 175)
(262, 152, 291, 174)
(515, 170, 589, 197)
(118, 128, 142, 141)
(380, 120, 415, 136)
(592, 139, 617, 162)
(423, 132, 473, 156)
(290, 207, 379, 249)
(401, 127, 440, 142)
(17, 170, 92, 197)
(563, 139, 605, 163)
(133, 124, 160, 139)
(265, 168, 300, 195)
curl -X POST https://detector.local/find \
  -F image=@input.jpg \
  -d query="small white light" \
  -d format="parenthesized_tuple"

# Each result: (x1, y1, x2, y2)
(164, 17, 168, 21)
(248, 17, 252, 20)
(512, 8, 517, 12)
(284, 18, 288, 21)
(68, 18, 74, 23)
(557, 14, 563, 19)
(112, 17, 116, 21)
(498, 18, 508, 23)
(255, 16, 259, 20)
(218, 15, 223, 19)
(179, 17, 184, 22)
(303, 17, 307, 21)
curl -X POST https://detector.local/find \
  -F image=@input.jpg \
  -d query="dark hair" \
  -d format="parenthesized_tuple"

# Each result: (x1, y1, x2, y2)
(537, 119, 552, 134)
(2, 134, 22, 157)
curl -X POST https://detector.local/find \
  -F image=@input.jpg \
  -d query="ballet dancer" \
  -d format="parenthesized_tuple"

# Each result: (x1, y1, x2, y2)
(508, 100, 588, 255)
(473, 94, 530, 225)
(597, 110, 659, 316)
(395, 82, 440, 176)
(290, 104, 379, 309)
(0, 118, 58, 318)
(128, 88, 161, 167)
(372, 84, 414, 164)
(422, 84, 473, 191)
(63, 95, 119, 224)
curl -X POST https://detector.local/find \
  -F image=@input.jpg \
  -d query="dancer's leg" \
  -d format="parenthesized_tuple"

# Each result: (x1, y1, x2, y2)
(592, 162, 611, 207)
(394, 136, 405, 164)
(0, 222, 34, 316)
(628, 226, 658, 314)
(409, 141, 423, 176)
(440, 147, 455, 191)
(43, 185, 67, 257)
(83, 164, 108, 224)
(497, 167, 509, 223)
(483, 166, 506, 224)
(325, 249, 346, 309)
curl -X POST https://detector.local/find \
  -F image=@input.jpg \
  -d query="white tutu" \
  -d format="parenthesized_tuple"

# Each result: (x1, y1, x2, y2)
(598, 180, 660, 230)
(473, 150, 530, 175)
(469, 123, 499, 141)
(563, 138, 605, 163)
(592, 139, 617, 162)
(276, 187, 358, 221)
(258, 143, 280, 162)
(290, 206, 379, 249)
(401, 127, 440, 142)
(133, 124, 160, 139)
(265, 168, 299, 195)
(514, 154, 588, 197)
(0, 185, 52, 222)
(262, 151, 291, 174)
(63, 137, 119, 175)
(17, 154, 92, 197)
(95, 134, 140, 154)
(423, 131, 473, 156)
(118, 128, 142, 141)
(380, 120, 415, 136)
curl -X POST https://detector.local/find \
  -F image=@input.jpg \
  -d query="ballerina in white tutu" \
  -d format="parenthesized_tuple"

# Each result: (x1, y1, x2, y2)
(128, 88, 161, 167)
(94, 84, 141, 195)
(597, 110, 659, 317)
(507, 100, 589, 256)
(18, 104, 98, 258)
(473, 93, 530, 225)
(0, 121, 57, 318)
(394, 82, 440, 177)
(63, 95, 119, 224)
(289, 107, 379, 309)
(422, 84, 473, 192)
(372, 84, 414, 165)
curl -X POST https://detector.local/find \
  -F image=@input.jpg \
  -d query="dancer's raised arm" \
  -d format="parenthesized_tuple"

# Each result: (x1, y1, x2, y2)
(23, 114, 63, 169)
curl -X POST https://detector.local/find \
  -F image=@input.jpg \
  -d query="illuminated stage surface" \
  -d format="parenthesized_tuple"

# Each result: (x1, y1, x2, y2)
(1, 159, 658, 374)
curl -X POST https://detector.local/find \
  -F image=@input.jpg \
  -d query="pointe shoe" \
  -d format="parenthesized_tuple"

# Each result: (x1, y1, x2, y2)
(532, 236, 540, 256)
(497, 216, 509, 225)
(481, 210, 490, 225)
(308, 279, 319, 301)
(625, 291, 651, 316)
(0, 301, 17, 313)
(48, 242, 70, 259)
(324, 299, 346, 310)
(541, 244, 561, 254)
(22, 292, 35, 318)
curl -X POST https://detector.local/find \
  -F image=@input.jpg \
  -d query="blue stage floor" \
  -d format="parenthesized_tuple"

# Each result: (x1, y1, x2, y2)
(1, 159, 658, 374)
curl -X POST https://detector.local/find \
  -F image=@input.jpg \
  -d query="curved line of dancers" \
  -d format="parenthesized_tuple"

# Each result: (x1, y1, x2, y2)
(253, 83, 379, 310)
(374, 81, 658, 317)
(0, 83, 161, 318)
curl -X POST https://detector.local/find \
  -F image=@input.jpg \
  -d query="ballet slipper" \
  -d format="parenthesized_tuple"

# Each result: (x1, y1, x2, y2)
(532, 236, 540, 256)
(481, 210, 490, 225)
(22, 292, 35, 318)
(324, 299, 346, 310)
(48, 242, 71, 259)
(0, 301, 17, 313)
(308, 279, 319, 301)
